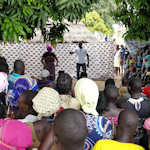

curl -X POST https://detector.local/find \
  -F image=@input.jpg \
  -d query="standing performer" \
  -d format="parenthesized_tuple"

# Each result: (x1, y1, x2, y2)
(70, 42, 89, 80)
(41, 44, 58, 81)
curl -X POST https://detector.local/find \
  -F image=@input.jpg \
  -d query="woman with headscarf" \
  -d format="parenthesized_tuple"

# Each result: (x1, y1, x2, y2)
(32, 87, 63, 120)
(6, 75, 38, 110)
(41, 44, 58, 81)
(0, 118, 32, 149)
(74, 78, 112, 150)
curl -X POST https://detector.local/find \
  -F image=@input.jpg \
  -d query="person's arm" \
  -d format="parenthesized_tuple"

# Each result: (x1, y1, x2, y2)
(87, 53, 89, 67)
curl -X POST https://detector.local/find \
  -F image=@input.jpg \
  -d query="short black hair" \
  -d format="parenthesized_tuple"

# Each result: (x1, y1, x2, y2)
(54, 109, 88, 148)
(79, 42, 83, 48)
(105, 78, 115, 88)
(56, 73, 72, 94)
(96, 87, 119, 115)
(14, 60, 25, 74)
(118, 109, 138, 132)
(0, 62, 9, 74)
(128, 78, 142, 93)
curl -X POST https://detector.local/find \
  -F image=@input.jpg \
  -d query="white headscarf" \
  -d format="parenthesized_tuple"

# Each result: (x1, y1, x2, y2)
(74, 78, 99, 115)
(0, 72, 8, 93)
(32, 87, 61, 118)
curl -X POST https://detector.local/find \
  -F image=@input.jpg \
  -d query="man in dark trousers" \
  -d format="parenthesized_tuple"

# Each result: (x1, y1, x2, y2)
(70, 42, 89, 80)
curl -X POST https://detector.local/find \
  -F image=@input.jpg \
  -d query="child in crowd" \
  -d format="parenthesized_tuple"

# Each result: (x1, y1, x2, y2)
(93, 110, 144, 150)
(39, 109, 88, 150)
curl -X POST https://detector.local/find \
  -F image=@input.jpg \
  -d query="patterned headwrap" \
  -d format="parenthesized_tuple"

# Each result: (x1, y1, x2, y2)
(74, 78, 99, 116)
(0, 72, 8, 93)
(46, 44, 52, 52)
(32, 87, 61, 119)
(0, 119, 32, 150)
(7, 75, 38, 108)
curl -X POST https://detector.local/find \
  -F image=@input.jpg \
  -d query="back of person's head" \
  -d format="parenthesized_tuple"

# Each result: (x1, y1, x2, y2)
(105, 78, 115, 88)
(80, 72, 87, 79)
(18, 90, 38, 118)
(74, 78, 99, 115)
(97, 87, 119, 115)
(79, 42, 83, 49)
(56, 73, 72, 95)
(0, 63, 9, 74)
(104, 87, 119, 102)
(117, 110, 138, 135)
(121, 45, 124, 48)
(128, 78, 142, 94)
(54, 109, 88, 150)
(0, 56, 7, 64)
(14, 60, 25, 75)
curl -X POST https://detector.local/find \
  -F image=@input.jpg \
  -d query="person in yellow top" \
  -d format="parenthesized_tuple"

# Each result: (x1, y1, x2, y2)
(93, 110, 145, 150)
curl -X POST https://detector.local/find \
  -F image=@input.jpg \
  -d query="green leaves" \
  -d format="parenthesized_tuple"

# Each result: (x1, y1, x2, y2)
(0, 0, 99, 42)
(114, 0, 150, 41)
(56, 0, 99, 22)
(82, 11, 112, 35)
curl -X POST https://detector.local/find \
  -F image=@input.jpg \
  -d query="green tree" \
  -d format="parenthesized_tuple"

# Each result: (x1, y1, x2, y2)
(0, 0, 99, 42)
(113, 0, 150, 41)
(93, 0, 116, 30)
(82, 11, 112, 35)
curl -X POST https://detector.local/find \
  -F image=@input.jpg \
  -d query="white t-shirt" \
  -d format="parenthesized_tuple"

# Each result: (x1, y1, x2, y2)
(114, 50, 121, 61)
(75, 48, 87, 64)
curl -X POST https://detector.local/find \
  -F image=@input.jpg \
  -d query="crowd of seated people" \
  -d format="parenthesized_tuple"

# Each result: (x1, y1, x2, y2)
(1, 54, 150, 150)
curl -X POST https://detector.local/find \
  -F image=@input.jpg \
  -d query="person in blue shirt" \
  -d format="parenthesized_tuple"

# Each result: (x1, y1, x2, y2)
(8, 60, 25, 90)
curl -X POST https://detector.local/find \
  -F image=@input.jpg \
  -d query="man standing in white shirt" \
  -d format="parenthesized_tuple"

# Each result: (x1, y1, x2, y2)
(70, 42, 89, 79)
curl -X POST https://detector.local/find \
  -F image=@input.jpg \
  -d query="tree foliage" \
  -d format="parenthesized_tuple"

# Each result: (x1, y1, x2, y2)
(82, 11, 112, 35)
(113, 0, 150, 41)
(93, 0, 116, 30)
(0, 0, 99, 43)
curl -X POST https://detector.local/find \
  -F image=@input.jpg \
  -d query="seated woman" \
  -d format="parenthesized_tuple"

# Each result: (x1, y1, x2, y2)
(6, 75, 38, 110)
(74, 78, 112, 150)
(56, 73, 80, 110)
(32, 87, 63, 121)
